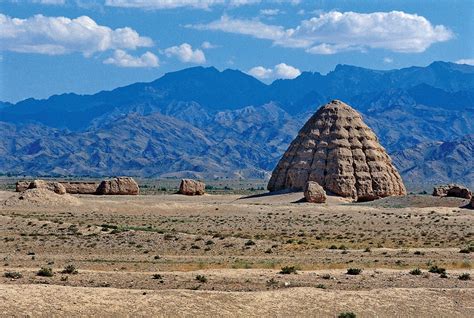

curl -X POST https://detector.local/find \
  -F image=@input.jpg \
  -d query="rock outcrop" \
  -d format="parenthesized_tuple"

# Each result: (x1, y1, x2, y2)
(268, 100, 406, 201)
(178, 179, 205, 195)
(304, 181, 326, 203)
(27, 179, 66, 195)
(471, 196, 474, 208)
(433, 184, 471, 199)
(96, 177, 139, 195)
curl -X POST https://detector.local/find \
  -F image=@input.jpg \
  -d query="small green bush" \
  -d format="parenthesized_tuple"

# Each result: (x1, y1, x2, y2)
(61, 264, 78, 274)
(195, 275, 207, 283)
(279, 266, 297, 275)
(459, 246, 473, 254)
(428, 265, 446, 274)
(458, 273, 471, 281)
(37, 267, 54, 277)
(338, 312, 356, 318)
(152, 274, 162, 280)
(245, 240, 256, 246)
(4, 271, 22, 279)
(346, 268, 362, 275)
(409, 268, 422, 276)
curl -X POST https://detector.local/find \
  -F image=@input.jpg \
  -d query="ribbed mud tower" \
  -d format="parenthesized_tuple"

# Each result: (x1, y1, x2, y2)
(268, 100, 406, 201)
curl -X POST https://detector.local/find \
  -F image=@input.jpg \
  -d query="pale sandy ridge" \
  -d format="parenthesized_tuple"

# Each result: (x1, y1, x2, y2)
(1, 284, 473, 318)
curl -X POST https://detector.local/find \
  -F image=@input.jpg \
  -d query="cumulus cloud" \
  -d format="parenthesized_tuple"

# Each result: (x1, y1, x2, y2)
(248, 63, 300, 80)
(201, 41, 219, 49)
(103, 49, 159, 67)
(105, 0, 261, 10)
(274, 63, 300, 78)
(190, 11, 453, 54)
(455, 59, 474, 66)
(297, 11, 453, 54)
(383, 57, 393, 64)
(248, 66, 273, 79)
(0, 14, 153, 56)
(164, 43, 206, 63)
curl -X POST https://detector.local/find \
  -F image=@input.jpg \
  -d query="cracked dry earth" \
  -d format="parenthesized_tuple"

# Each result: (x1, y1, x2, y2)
(0, 190, 473, 317)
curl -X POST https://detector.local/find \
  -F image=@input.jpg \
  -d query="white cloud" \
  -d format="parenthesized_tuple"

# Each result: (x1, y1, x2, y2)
(32, 0, 66, 4)
(296, 11, 453, 54)
(190, 11, 453, 54)
(274, 63, 300, 79)
(305, 43, 346, 55)
(248, 66, 273, 79)
(164, 43, 206, 63)
(103, 49, 159, 67)
(260, 9, 280, 16)
(0, 14, 153, 56)
(455, 59, 474, 66)
(383, 57, 393, 64)
(105, 0, 261, 10)
(189, 15, 286, 41)
(248, 63, 300, 80)
(201, 41, 219, 49)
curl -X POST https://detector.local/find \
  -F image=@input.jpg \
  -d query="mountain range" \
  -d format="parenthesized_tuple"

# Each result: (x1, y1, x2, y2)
(1, 61, 473, 189)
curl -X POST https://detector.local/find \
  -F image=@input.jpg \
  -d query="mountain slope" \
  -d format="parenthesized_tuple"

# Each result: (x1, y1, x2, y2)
(2, 61, 473, 130)
(0, 62, 473, 188)
(392, 135, 474, 189)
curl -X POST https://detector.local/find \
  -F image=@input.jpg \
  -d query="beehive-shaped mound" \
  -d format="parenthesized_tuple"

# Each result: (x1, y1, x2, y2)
(267, 100, 406, 201)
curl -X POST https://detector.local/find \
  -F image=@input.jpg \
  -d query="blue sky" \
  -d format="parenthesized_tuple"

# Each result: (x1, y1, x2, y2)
(1, 0, 473, 103)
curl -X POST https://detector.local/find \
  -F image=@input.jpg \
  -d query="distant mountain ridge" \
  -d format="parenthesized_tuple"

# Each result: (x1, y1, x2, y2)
(2, 61, 473, 130)
(393, 135, 474, 189)
(1, 62, 473, 189)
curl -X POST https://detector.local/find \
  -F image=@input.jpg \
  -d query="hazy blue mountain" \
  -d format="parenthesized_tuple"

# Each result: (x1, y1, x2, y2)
(1, 62, 473, 188)
(2, 61, 472, 130)
(392, 135, 474, 190)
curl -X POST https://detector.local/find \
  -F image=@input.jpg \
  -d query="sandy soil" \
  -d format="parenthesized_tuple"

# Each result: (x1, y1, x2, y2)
(0, 190, 473, 316)
(1, 284, 473, 317)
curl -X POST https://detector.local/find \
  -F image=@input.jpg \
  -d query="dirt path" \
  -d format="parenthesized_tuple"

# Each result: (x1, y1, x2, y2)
(1, 284, 472, 317)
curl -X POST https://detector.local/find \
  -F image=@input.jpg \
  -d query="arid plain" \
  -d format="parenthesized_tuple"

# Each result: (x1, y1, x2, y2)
(0, 182, 473, 317)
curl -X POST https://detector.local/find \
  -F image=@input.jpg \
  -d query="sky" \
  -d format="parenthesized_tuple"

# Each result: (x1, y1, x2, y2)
(1, 0, 473, 103)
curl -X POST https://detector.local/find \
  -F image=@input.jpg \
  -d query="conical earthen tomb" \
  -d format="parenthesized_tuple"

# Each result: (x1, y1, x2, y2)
(268, 100, 406, 201)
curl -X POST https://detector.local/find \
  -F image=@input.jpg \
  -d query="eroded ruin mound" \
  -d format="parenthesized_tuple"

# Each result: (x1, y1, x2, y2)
(268, 100, 406, 201)
(3, 188, 81, 207)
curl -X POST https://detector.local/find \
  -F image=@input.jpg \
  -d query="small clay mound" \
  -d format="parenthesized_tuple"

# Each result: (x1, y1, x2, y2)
(304, 181, 326, 203)
(96, 177, 139, 195)
(268, 100, 406, 201)
(433, 184, 471, 199)
(179, 179, 205, 195)
(3, 188, 81, 207)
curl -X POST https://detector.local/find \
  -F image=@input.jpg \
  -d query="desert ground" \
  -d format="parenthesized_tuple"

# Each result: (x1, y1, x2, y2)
(0, 185, 473, 317)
